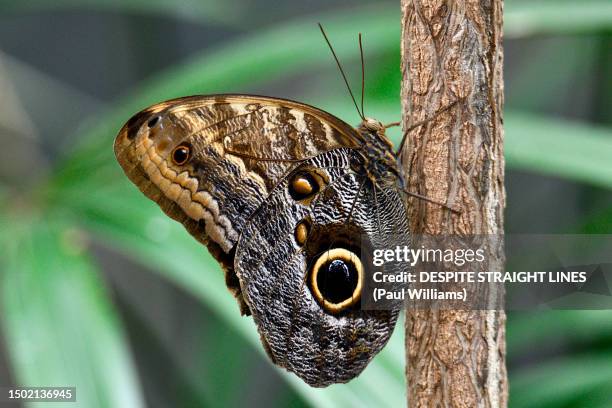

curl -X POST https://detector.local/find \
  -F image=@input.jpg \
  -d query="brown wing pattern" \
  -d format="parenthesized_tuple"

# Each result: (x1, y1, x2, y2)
(114, 94, 361, 311)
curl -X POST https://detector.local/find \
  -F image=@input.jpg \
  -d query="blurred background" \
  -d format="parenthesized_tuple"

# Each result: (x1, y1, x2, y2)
(0, 0, 611, 407)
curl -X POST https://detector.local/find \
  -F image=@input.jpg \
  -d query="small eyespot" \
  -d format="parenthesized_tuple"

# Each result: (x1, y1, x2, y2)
(147, 116, 161, 128)
(294, 220, 310, 246)
(310, 248, 363, 314)
(289, 172, 319, 201)
(172, 143, 191, 165)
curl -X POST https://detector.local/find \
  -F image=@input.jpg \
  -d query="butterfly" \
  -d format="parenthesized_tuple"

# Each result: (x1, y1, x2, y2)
(114, 25, 454, 387)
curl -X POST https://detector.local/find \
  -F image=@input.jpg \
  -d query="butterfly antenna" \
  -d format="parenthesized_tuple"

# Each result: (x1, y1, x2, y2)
(359, 32, 365, 118)
(318, 23, 364, 121)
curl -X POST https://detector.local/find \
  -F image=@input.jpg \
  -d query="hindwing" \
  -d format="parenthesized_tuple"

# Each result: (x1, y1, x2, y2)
(235, 148, 408, 386)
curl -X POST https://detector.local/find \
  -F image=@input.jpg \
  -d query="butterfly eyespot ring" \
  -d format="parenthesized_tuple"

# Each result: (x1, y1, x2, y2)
(171, 143, 191, 165)
(289, 172, 318, 200)
(310, 248, 363, 314)
(289, 170, 327, 202)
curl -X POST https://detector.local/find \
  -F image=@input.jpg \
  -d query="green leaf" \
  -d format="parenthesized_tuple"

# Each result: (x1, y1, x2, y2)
(506, 0, 612, 37)
(579, 206, 612, 233)
(0, 219, 145, 408)
(507, 311, 612, 357)
(510, 352, 612, 408)
(507, 312, 612, 405)
(504, 111, 612, 189)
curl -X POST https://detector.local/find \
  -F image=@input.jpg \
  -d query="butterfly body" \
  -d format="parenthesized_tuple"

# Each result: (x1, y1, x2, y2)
(355, 118, 402, 184)
(114, 94, 409, 386)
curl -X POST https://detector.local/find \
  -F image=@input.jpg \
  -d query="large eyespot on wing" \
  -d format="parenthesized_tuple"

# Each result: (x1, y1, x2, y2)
(309, 247, 364, 314)
(113, 94, 363, 314)
(234, 148, 406, 387)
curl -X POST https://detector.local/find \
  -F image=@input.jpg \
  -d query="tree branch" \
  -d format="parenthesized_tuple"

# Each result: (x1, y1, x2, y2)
(399, 0, 508, 406)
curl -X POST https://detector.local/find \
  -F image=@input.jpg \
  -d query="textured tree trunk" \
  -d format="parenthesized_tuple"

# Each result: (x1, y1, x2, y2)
(399, 0, 507, 407)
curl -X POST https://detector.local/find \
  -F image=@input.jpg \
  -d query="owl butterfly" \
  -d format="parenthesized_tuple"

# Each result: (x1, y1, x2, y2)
(114, 26, 454, 387)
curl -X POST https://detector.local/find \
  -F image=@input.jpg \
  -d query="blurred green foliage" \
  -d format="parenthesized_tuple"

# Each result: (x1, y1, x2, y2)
(0, 1, 611, 407)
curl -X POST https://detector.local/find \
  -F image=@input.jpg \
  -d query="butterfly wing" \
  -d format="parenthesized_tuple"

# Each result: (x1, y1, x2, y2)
(234, 147, 408, 387)
(114, 94, 362, 313)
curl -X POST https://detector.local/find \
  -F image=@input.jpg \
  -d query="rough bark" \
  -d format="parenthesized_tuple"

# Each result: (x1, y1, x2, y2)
(399, 0, 507, 407)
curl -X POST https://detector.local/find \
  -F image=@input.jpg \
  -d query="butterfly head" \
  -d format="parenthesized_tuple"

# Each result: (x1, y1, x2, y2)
(358, 117, 385, 134)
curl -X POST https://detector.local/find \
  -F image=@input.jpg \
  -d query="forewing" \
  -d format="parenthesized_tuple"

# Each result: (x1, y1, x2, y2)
(114, 95, 362, 311)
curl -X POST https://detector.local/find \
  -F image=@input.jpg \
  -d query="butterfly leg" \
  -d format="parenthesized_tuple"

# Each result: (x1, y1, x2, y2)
(394, 97, 466, 153)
